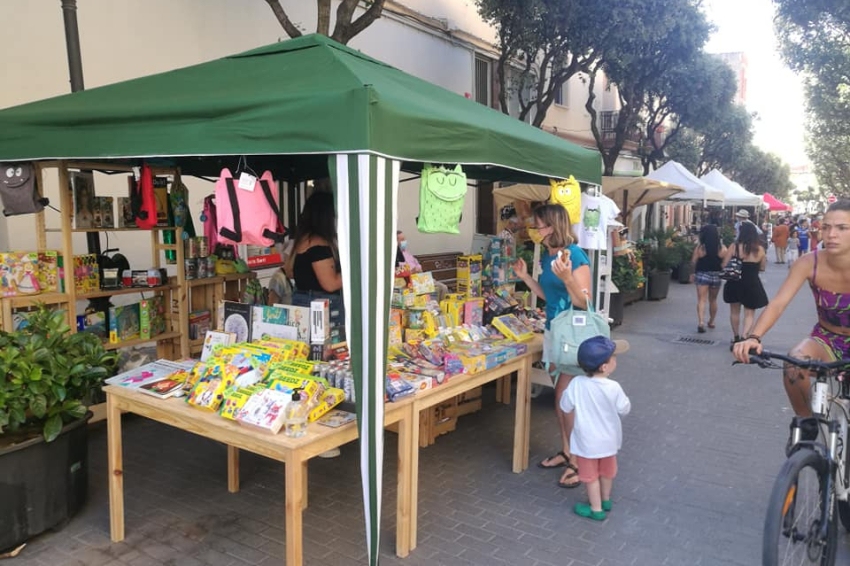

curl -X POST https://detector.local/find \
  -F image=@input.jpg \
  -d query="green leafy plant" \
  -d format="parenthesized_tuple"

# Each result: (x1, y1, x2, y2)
(611, 250, 645, 292)
(0, 305, 119, 443)
(639, 229, 679, 273)
(719, 225, 736, 246)
(672, 237, 697, 265)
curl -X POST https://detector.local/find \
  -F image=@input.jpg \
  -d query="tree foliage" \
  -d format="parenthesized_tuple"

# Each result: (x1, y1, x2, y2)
(774, 0, 850, 191)
(583, 0, 711, 175)
(727, 146, 796, 199)
(475, 0, 614, 126)
(665, 104, 755, 176)
(264, 0, 385, 45)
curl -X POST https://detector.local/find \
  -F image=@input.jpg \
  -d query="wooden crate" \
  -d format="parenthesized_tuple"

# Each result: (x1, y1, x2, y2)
(456, 386, 483, 416)
(419, 397, 458, 447)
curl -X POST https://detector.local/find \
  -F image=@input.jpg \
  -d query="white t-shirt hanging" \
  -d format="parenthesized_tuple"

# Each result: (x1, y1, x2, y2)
(578, 193, 620, 250)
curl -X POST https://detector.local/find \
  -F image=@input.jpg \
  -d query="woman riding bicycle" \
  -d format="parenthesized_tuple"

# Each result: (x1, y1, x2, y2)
(733, 199, 850, 420)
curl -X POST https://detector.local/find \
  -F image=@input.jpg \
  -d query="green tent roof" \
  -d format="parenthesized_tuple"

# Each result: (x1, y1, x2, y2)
(0, 34, 600, 184)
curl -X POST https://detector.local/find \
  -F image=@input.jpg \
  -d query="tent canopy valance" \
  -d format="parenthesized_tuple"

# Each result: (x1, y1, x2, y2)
(700, 170, 762, 207)
(763, 192, 793, 212)
(0, 34, 601, 185)
(647, 161, 724, 204)
(0, 34, 602, 566)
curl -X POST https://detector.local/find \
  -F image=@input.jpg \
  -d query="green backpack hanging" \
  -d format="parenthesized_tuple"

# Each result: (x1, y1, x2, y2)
(417, 164, 467, 234)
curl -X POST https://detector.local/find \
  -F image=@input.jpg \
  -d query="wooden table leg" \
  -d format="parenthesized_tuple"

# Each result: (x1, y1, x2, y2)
(227, 446, 240, 493)
(395, 406, 413, 557)
(409, 405, 420, 551)
(513, 359, 531, 473)
(302, 461, 308, 510)
(285, 458, 305, 566)
(106, 395, 125, 542)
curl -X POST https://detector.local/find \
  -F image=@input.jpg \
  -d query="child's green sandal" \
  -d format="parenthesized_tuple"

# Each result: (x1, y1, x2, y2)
(574, 502, 606, 521)
(601, 500, 612, 512)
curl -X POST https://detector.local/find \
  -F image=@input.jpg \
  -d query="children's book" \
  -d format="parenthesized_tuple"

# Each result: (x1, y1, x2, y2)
(235, 388, 291, 434)
(222, 301, 252, 343)
(252, 305, 298, 342)
(200, 330, 236, 362)
(137, 377, 185, 399)
(105, 359, 196, 389)
(273, 304, 310, 343)
(70, 171, 96, 229)
(109, 302, 141, 344)
(139, 296, 166, 340)
(316, 409, 357, 428)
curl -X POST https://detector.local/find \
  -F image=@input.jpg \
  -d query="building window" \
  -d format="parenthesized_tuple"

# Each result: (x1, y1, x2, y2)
(474, 55, 490, 106)
(554, 83, 568, 107)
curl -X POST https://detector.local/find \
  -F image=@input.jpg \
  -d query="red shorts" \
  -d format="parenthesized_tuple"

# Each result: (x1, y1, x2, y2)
(575, 455, 618, 483)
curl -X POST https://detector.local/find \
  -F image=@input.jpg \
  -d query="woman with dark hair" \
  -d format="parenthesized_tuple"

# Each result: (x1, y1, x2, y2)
(514, 204, 591, 488)
(690, 224, 727, 333)
(734, 200, 850, 426)
(288, 191, 342, 294)
(722, 221, 768, 343)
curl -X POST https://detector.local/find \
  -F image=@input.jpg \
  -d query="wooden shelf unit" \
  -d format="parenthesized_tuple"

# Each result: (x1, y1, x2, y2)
(185, 272, 255, 356)
(0, 161, 189, 360)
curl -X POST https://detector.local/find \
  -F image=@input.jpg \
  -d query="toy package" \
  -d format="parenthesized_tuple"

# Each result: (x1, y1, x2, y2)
(140, 296, 166, 340)
(109, 302, 141, 344)
(234, 388, 290, 433)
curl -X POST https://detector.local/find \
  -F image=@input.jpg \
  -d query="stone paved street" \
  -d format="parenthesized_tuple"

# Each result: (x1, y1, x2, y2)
(8, 255, 850, 565)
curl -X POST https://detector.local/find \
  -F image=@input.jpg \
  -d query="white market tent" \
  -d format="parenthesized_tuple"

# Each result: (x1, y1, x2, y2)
(647, 161, 724, 204)
(701, 169, 762, 207)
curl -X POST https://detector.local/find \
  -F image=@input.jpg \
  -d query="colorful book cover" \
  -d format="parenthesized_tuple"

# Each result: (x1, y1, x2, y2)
(109, 302, 141, 344)
(316, 409, 357, 428)
(252, 305, 297, 342)
(188, 309, 212, 341)
(492, 314, 534, 342)
(222, 301, 252, 343)
(235, 388, 291, 433)
(139, 295, 166, 340)
(273, 304, 310, 343)
(200, 330, 236, 362)
(105, 359, 195, 389)
(137, 377, 185, 399)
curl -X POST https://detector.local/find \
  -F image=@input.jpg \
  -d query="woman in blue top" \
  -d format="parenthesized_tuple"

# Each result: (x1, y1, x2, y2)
(514, 204, 591, 488)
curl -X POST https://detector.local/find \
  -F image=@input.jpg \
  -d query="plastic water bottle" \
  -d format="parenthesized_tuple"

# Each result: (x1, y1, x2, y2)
(284, 389, 308, 438)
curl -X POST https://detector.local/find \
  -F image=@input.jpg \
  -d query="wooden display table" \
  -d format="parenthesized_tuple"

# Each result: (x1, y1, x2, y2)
(104, 386, 415, 566)
(103, 335, 544, 563)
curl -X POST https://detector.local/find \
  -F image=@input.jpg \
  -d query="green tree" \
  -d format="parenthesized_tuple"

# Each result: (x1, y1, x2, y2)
(666, 104, 755, 176)
(638, 53, 738, 174)
(774, 0, 850, 190)
(475, 0, 615, 126)
(583, 0, 711, 175)
(727, 146, 796, 199)
(264, 0, 385, 45)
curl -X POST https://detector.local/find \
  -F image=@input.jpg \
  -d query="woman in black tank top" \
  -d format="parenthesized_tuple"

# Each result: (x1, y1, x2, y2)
(690, 224, 727, 333)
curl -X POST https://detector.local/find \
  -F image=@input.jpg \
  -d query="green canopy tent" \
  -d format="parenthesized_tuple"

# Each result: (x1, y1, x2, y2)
(0, 34, 601, 564)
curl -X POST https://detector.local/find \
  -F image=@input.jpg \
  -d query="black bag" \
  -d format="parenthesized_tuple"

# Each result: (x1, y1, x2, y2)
(0, 162, 48, 216)
(720, 246, 743, 281)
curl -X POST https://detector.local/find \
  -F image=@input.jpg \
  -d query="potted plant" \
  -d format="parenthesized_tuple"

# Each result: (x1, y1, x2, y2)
(673, 237, 698, 284)
(640, 230, 678, 300)
(0, 305, 118, 551)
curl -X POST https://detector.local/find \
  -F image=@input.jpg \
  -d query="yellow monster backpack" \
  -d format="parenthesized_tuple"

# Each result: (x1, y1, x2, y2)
(549, 176, 581, 225)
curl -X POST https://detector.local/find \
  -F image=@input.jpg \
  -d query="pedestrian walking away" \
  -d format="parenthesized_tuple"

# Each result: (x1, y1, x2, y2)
(690, 224, 727, 333)
(723, 221, 768, 344)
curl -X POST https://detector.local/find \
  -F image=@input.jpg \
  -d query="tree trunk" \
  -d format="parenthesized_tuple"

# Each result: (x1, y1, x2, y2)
(264, 0, 302, 39)
(317, 0, 331, 36)
(332, 0, 386, 45)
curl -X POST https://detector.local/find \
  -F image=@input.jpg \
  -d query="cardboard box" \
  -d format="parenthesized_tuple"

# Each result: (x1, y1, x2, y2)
(140, 296, 167, 340)
(109, 302, 141, 344)
(310, 299, 330, 343)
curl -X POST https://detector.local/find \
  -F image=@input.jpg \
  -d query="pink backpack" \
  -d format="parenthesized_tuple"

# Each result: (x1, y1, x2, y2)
(215, 168, 287, 247)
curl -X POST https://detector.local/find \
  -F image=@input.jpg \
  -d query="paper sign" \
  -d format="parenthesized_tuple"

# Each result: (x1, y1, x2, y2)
(237, 172, 257, 191)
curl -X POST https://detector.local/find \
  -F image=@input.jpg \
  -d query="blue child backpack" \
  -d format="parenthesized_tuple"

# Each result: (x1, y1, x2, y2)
(416, 164, 467, 234)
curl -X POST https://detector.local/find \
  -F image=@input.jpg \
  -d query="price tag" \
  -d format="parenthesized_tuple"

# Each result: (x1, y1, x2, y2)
(132, 167, 141, 181)
(237, 172, 257, 191)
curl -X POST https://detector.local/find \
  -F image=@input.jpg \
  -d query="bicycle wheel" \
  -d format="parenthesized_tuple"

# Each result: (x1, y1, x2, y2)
(763, 449, 837, 566)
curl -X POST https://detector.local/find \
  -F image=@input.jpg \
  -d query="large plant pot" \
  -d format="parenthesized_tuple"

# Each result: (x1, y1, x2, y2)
(608, 292, 624, 326)
(678, 261, 694, 284)
(621, 287, 644, 306)
(0, 413, 91, 551)
(647, 270, 672, 300)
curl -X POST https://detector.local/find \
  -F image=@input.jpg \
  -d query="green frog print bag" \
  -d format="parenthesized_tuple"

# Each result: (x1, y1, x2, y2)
(416, 164, 467, 234)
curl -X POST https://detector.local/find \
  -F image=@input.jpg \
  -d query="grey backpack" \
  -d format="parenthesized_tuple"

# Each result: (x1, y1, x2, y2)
(0, 162, 48, 216)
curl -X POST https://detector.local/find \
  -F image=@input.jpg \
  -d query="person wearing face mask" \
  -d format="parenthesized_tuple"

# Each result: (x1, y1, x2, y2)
(395, 231, 422, 273)
(514, 204, 591, 489)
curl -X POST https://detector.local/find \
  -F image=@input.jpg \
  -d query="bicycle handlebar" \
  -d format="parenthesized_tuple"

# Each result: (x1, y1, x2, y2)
(748, 349, 850, 373)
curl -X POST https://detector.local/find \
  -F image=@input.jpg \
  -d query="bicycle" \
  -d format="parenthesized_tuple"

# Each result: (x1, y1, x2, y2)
(745, 349, 850, 565)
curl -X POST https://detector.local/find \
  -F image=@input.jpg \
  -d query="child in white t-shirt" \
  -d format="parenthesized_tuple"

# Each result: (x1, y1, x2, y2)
(560, 335, 631, 521)
(786, 227, 800, 268)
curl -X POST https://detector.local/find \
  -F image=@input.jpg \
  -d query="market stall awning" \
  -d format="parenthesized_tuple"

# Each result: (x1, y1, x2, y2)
(647, 161, 724, 203)
(0, 34, 603, 566)
(0, 34, 600, 185)
(700, 169, 762, 207)
(763, 192, 793, 212)
(601, 176, 683, 220)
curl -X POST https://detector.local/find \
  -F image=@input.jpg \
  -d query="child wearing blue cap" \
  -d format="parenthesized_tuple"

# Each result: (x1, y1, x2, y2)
(560, 335, 631, 521)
